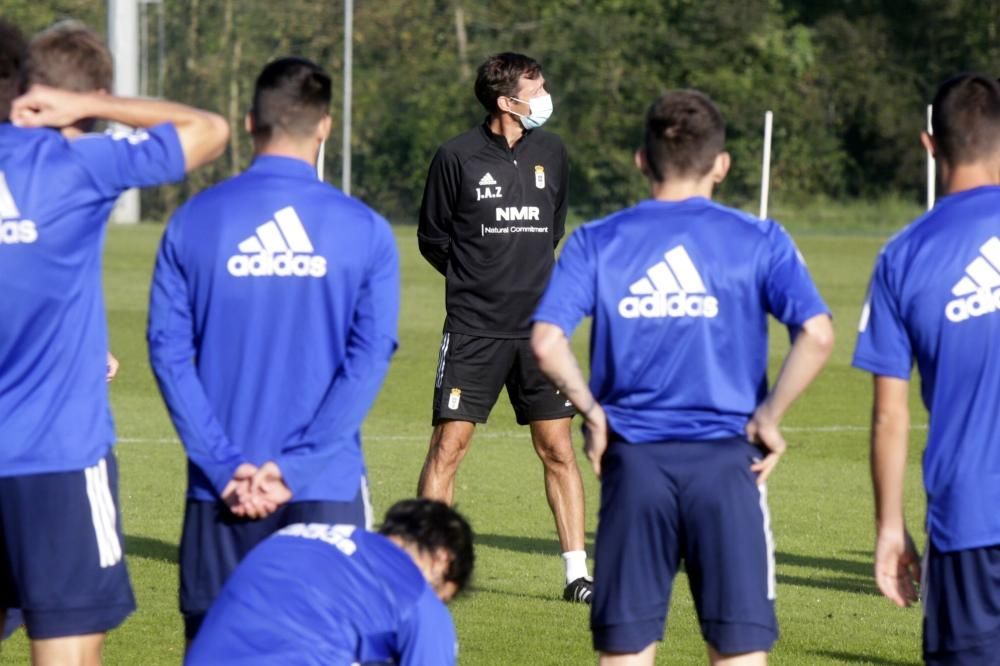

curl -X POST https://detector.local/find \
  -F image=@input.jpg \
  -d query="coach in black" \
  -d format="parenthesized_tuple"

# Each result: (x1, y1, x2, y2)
(416, 52, 591, 603)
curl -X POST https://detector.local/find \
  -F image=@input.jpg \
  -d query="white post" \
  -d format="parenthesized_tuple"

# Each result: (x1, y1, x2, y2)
(927, 104, 935, 211)
(342, 0, 353, 195)
(759, 110, 773, 220)
(317, 140, 326, 181)
(108, 0, 141, 223)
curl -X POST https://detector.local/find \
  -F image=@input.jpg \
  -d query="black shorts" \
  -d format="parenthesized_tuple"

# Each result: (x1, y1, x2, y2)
(432, 332, 576, 426)
(179, 478, 371, 639)
(0, 454, 135, 639)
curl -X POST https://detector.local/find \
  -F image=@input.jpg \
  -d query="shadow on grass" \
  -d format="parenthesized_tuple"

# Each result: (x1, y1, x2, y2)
(477, 534, 880, 595)
(809, 650, 920, 665)
(125, 534, 178, 564)
(777, 573, 877, 595)
(475, 532, 595, 556)
(776, 551, 878, 595)
(777, 552, 871, 578)
(467, 585, 567, 604)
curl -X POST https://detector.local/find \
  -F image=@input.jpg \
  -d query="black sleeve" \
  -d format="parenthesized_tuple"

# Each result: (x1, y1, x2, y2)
(553, 140, 569, 248)
(417, 146, 461, 276)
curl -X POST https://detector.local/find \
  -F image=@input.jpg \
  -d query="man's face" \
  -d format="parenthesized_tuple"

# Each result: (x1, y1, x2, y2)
(507, 74, 547, 115)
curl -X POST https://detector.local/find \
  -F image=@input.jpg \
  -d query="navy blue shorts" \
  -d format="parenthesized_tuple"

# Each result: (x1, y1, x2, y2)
(180, 479, 371, 639)
(0, 454, 135, 639)
(2, 608, 22, 639)
(592, 438, 778, 655)
(923, 541, 1000, 665)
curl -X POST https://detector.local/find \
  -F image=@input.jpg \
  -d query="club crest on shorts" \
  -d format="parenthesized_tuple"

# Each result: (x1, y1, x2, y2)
(448, 388, 462, 410)
(534, 165, 545, 189)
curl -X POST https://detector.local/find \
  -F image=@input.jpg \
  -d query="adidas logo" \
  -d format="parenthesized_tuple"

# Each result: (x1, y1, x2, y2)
(478, 172, 497, 186)
(0, 171, 37, 245)
(618, 245, 718, 319)
(945, 236, 1000, 323)
(227, 206, 327, 278)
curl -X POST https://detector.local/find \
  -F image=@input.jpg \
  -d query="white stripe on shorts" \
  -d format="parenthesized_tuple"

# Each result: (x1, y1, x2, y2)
(435, 333, 451, 389)
(758, 483, 777, 600)
(921, 541, 930, 615)
(97, 458, 123, 563)
(361, 475, 374, 531)
(84, 459, 122, 568)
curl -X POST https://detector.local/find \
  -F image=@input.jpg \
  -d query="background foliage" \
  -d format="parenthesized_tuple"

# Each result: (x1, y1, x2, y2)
(6, 0, 1000, 220)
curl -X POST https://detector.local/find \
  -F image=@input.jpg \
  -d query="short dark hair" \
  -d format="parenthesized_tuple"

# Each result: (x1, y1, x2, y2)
(931, 74, 1000, 166)
(379, 499, 474, 595)
(27, 21, 112, 93)
(0, 19, 27, 120)
(251, 57, 331, 140)
(643, 90, 726, 181)
(474, 52, 541, 114)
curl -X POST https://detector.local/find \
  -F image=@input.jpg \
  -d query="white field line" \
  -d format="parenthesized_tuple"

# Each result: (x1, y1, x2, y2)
(116, 423, 929, 445)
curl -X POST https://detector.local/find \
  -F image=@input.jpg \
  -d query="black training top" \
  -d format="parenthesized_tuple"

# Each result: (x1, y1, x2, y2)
(417, 120, 568, 338)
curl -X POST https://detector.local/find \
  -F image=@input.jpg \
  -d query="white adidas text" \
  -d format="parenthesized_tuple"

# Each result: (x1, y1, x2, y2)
(227, 252, 327, 278)
(945, 287, 1000, 323)
(619, 293, 719, 319)
(0, 220, 38, 244)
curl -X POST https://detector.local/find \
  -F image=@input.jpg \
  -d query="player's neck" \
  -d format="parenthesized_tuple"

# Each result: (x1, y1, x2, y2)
(940, 161, 1000, 196)
(488, 113, 526, 149)
(648, 177, 715, 202)
(253, 136, 319, 167)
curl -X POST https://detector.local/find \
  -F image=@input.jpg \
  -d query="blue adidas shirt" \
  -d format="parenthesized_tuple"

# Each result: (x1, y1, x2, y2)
(534, 197, 828, 443)
(186, 523, 457, 665)
(853, 186, 1000, 552)
(148, 155, 400, 501)
(0, 123, 184, 477)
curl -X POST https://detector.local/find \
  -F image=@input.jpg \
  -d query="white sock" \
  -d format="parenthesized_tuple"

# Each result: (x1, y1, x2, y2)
(562, 550, 589, 584)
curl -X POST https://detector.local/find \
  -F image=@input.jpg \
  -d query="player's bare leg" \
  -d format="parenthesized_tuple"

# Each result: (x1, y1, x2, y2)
(708, 647, 767, 665)
(599, 644, 656, 665)
(30, 633, 105, 666)
(530, 417, 585, 554)
(418, 420, 476, 505)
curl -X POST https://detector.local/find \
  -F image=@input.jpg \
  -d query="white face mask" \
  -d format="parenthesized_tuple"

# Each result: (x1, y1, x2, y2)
(509, 93, 553, 129)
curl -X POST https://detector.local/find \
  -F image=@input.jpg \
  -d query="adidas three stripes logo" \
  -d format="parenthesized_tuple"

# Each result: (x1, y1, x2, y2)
(227, 206, 328, 278)
(618, 245, 719, 319)
(945, 236, 1000, 323)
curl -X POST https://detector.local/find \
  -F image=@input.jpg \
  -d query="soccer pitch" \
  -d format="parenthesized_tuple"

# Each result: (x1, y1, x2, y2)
(3, 222, 926, 665)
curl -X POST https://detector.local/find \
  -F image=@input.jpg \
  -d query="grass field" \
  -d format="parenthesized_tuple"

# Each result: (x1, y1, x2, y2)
(3, 217, 930, 665)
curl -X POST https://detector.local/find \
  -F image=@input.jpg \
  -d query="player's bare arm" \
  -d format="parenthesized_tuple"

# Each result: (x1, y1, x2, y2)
(531, 321, 607, 476)
(869, 374, 920, 607)
(747, 312, 834, 484)
(11, 84, 229, 171)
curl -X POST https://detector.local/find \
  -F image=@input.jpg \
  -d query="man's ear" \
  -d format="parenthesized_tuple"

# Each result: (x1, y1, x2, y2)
(920, 131, 936, 159)
(711, 151, 731, 184)
(635, 148, 651, 177)
(244, 112, 254, 135)
(317, 114, 332, 142)
(496, 95, 514, 114)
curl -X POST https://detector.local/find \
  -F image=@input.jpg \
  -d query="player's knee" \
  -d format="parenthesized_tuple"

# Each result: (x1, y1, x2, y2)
(535, 441, 576, 469)
(429, 434, 471, 467)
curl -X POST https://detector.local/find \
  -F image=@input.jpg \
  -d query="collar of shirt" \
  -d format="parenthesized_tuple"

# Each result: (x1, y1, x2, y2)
(479, 117, 532, 155)
(247, 154, 319, 180)
(637, 196, 713, 210)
